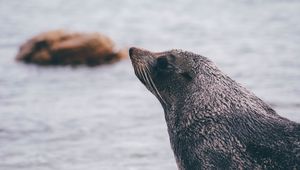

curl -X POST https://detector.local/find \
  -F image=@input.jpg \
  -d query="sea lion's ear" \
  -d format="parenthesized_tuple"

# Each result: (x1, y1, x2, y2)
(175, 56, 196, 81)
(179, 70, 195, 81)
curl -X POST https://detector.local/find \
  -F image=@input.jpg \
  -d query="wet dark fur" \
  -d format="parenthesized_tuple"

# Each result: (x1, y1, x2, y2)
(129, 47, 300, 170)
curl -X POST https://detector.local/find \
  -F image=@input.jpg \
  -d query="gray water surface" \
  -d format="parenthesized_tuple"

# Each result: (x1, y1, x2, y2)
(0, 0, 300, 169)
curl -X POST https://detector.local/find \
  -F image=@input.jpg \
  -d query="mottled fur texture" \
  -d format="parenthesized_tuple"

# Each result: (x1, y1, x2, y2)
(129, 47, 300, 170)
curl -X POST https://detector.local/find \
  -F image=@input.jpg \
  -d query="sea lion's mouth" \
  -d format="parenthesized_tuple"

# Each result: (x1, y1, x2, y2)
(129, 47, 166, 105)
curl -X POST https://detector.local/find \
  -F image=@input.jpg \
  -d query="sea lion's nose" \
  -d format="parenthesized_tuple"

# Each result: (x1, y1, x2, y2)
(129, 47, 137, 57)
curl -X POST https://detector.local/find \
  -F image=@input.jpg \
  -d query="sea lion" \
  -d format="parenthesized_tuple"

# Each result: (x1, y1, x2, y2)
(129, 47, 300, 170)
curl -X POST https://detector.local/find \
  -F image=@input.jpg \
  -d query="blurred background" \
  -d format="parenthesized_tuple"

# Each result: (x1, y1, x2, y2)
(0, 0, 299, 169)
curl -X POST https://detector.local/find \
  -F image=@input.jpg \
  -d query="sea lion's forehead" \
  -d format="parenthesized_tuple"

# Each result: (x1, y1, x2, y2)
(129, 47, 184, 57)
(129, 47, 192, 68)
(155, 49, 183, 55)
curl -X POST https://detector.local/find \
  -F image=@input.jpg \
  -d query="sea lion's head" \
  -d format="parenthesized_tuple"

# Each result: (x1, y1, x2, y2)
(129, 47, 217, 109)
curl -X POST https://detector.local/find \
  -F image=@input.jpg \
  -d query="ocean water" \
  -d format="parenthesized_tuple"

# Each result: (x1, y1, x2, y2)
(0, 0, 299, 169)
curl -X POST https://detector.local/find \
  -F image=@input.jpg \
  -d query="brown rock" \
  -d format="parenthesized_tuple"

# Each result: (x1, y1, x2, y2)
(16, 30, 127, 66)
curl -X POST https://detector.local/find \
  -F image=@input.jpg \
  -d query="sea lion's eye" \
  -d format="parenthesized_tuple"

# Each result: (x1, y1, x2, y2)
(156, 54, 176, 70)
(156, 57, 170, 70)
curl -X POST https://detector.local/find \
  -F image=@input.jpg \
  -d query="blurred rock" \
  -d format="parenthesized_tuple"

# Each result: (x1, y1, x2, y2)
(16, 30, 127, 66)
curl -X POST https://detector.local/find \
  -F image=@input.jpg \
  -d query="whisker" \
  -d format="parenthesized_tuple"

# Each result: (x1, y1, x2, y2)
(144, 66, 166, 105)
(135, 66, 141, 78)
(140, 67, 154, 91)
(139, 67, 150, 86)
(135, 65, 167, 106)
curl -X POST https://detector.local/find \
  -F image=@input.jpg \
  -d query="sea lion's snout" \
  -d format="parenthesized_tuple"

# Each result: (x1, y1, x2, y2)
(128, 47, 137, 57)
(129, 47, 146, 59)
(129, 47, 155, 66)
(129, 47, 168, 104)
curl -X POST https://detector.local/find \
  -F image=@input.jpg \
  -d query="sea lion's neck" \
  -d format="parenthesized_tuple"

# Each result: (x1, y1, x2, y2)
(162, 81, 236, 135)
(163, 80, 279, 136)
(163, 95, 211, 136)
